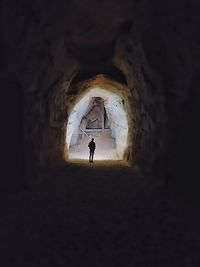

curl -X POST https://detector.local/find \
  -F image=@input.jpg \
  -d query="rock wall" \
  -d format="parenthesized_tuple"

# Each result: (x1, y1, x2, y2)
(0, 73, 25, 193)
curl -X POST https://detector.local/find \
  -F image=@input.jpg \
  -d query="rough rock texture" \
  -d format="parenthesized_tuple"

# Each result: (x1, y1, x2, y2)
(1, 0, 200, 191)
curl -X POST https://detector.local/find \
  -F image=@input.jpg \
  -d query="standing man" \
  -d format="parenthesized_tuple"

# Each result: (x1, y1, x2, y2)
(88, 138, 96, 163)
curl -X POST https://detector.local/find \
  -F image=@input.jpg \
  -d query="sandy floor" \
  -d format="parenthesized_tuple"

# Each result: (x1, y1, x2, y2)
(68, 134, 119, 160)
(0, 163, 200, 266)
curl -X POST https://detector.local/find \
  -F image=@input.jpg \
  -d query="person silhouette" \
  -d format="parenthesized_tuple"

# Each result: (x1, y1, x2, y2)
(88, 138, 96, 163)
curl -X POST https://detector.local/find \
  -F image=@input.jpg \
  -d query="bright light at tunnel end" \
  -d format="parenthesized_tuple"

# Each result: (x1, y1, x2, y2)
(65, 86, 129, 161)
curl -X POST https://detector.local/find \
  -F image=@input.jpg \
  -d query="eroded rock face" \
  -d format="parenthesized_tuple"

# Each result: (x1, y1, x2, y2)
(1, 0, 200, 187)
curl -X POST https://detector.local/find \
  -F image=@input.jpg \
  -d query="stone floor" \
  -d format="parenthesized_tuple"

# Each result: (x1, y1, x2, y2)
(0, 162, 200, 266)
(68, 134, 118, 160)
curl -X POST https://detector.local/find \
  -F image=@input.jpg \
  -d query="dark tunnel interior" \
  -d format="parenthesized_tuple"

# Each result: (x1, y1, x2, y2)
(1, 0, 200, 265)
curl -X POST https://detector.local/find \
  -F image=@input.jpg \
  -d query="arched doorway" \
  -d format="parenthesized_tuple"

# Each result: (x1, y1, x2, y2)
(65, 87, 129, 161)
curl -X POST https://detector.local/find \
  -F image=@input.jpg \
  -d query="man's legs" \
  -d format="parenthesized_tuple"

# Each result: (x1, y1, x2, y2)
(91, 150, 94, 162)
(89, 150, 95, 162)
(89, 150, 93, 162)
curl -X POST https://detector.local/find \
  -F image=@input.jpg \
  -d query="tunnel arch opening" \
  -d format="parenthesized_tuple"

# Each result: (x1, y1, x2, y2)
(65, 86, 130, 162)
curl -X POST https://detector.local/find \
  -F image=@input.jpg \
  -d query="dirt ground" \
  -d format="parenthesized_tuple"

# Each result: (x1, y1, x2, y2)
(0, 162, 200, 266)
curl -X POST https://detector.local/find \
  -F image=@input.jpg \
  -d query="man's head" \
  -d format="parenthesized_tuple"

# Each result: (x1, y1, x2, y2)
(92, 138, 94, 141)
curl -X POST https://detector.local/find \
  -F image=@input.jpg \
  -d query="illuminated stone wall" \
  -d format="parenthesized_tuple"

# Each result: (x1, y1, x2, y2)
(66, 83, 129, 159)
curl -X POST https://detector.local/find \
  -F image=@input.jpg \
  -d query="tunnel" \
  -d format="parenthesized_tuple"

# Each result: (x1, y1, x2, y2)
(1, 0, 200, 266)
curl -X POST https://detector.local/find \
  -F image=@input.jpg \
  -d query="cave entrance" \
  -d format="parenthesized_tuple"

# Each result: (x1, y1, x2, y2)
(65, 87, 128, 161)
